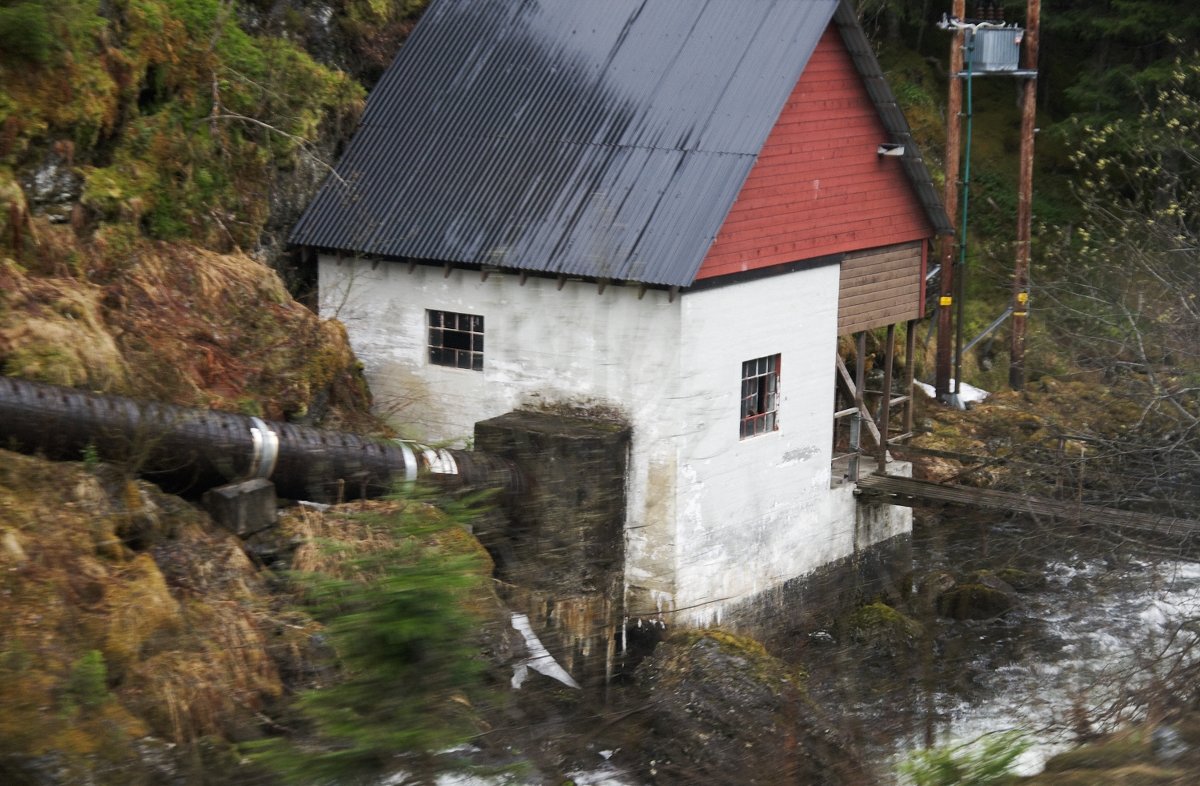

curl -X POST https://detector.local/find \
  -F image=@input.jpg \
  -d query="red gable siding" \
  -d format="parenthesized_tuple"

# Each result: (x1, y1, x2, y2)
(696, 27, 933, 281)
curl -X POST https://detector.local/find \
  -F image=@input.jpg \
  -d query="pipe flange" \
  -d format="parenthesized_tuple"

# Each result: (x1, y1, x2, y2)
(247, 417, 279, 480)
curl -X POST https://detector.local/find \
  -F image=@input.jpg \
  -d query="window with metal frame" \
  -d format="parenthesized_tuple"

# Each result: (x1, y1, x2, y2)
(740, 354, 780, 439)
(427, 310, 484, 371)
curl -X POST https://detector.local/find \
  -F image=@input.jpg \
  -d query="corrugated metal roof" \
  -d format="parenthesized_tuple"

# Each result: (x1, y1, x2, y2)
(291, 0, 949, 287)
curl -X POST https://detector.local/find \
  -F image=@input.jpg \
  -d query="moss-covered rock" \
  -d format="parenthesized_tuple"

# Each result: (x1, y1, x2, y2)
(1024, 733, 1186, 785)
(1041, 737, 1155, 773)
(2, 0, 366, 260)
(847, 601, 923, 652)
(630, 629, 865, 785)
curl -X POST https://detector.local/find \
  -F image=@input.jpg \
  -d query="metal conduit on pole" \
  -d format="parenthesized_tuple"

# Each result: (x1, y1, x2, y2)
(0, 376, 521, 502)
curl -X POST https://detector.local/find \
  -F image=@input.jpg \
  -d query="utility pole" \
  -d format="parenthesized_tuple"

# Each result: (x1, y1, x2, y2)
(935, 0, 966, 402)
(1009, 0, 1040, 391)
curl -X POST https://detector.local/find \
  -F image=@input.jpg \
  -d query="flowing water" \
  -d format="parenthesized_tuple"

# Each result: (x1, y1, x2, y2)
(802, 510, 1200, 780)
(405, 511, 1200, 785)
(930, 555, 1200, 774)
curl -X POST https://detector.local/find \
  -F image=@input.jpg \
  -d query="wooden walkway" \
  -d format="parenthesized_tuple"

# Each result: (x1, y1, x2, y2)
(855, 473, 1199, 542)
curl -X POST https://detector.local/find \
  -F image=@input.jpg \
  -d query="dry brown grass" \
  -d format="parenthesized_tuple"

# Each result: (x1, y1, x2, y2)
(1, 218, 373, 424)
(282, 499, 494, 581)
(0, 449, 286, 759)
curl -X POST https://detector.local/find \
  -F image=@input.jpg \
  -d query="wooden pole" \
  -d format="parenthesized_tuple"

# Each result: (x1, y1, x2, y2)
(904, 319, 917, 437)
(850, 332, 867, 481)
(879, 323, 896, 469)
(935, 0, 966, 401)
(1009, 0, 1040, 390)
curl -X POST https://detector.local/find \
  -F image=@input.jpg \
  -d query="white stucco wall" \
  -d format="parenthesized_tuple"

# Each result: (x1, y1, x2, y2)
(319, 257, 680, 443)
(319, 256, 685, 613)
(671, 266, 843, 626)
(319, 255, 906, 628)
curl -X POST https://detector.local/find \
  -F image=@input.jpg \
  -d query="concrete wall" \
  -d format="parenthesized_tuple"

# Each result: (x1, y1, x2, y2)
(475, 411, 631, 687)
(669, 263, 843, 626)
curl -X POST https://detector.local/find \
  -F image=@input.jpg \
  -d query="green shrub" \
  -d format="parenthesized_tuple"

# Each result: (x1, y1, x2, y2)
(0, 2, 54, 64)
(65, 650, 110, 712)
(246, 498, 490, 784)
(899, 730, 1031, 786)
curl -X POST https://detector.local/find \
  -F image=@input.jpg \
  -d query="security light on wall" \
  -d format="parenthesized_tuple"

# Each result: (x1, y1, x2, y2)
(877, 143, 905, 157)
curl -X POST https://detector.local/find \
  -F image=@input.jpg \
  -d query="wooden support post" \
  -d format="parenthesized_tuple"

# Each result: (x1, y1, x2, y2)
(835, 355, 883, 447)
(851, 332, 867, 479)
(878, 324, 896, 469)
(904, 319, 917, 437)
(1010, 0, 1040, 391)
(935, 0, 966, 401)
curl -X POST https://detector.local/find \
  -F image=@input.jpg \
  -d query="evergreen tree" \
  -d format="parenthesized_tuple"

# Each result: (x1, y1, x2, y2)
(248, 498, 491, 785)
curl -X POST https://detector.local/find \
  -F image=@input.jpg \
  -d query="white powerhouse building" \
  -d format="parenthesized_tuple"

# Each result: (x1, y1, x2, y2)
(293, 0, 951, 631)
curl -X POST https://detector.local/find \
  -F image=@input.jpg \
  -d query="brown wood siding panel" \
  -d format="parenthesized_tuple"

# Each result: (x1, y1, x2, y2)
(838, 241, 923, 334)
(696, 26, 934, 281)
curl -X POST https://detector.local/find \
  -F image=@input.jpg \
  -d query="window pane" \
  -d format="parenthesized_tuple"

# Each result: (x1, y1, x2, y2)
(428, 309, 484, 371)
(739, 353, 780, 439)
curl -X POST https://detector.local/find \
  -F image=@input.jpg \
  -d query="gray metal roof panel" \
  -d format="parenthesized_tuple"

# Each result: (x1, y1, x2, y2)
(291, 0, 841, 286)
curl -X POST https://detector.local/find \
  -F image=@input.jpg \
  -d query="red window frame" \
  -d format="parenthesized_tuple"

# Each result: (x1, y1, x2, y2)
(740, 354, 780, 439)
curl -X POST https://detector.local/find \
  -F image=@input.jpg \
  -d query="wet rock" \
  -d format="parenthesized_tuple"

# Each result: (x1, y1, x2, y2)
(917, 569, 958, 600)
(846, 601, 923, 657)
(996, 565, 1047, 592)
(631, 630, 866, 785)
(1152, 724, 1189, 763)
(0, 737, 199, 786)
(239, 1, 347, 72)
(808, 629, 837, 646)
(20, 147, 83, 223)
(936, 573, 1019, 620)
